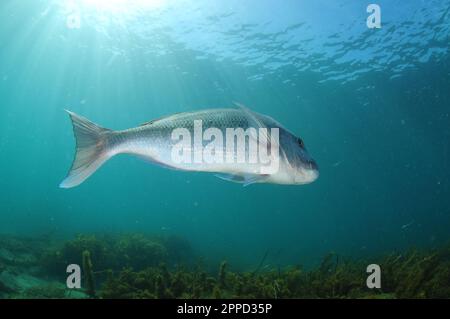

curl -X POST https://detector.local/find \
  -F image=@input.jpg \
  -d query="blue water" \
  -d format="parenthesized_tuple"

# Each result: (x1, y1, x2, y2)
(0, 0, 449, 269)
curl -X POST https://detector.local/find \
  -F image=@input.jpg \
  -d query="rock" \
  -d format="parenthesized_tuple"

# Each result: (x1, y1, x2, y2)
(0, 248, 15, 263)
(0, 270, 19, 293)
(0, 243, 38, 267)
(0, 269, 48, 294)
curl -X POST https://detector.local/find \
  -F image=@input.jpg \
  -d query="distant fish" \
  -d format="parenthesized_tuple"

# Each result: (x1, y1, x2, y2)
(60, 105, 318, 188)
(332, 161, 341, 167)
(401, 220, 414, 230)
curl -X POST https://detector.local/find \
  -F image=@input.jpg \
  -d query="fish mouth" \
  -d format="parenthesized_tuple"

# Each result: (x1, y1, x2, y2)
(281, 148, 319, 183)
(309, 167, 319, 182)
(297, 153, 318, 172)
(295, 166, 319, 184)
(294, 158, 319, 184)
(305, 159, 319, 171)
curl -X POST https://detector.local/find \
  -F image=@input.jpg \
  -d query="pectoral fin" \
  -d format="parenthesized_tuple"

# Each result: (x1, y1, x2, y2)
(215, 173, 269, 186)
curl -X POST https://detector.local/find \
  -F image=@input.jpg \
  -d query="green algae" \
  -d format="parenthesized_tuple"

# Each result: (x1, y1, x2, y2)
(39, 233, 190, 278)
(98, 246, 450, 299)
(82, 250, 96, 298)
(2, 233, 450, 299)
(380, 246, 450, 298)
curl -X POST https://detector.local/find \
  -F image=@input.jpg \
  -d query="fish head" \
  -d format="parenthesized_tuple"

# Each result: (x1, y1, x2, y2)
(278, 129, 319, 185)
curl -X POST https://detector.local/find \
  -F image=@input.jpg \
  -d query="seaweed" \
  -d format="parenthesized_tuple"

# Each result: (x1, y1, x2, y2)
(381, 246, 450, 298)
(116, 234, 168, 270)
(40, 234, 115, 277)
(218, 261, 227, 288)
(82, 250, 96, 298)
(39, 233, 189, 279)
(2, 233, 450, 299)
(97, 245, 450, 299)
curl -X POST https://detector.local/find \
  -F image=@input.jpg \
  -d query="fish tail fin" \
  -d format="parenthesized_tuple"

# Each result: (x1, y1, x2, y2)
(60, 110, 113, 188)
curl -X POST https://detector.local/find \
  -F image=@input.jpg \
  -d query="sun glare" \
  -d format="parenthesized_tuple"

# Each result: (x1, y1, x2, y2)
(70, 0, 166, 14)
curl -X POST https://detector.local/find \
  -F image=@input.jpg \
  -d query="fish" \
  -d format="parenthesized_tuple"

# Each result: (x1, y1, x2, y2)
(59, 104, 318, 188)
(401, 220, 414, 230)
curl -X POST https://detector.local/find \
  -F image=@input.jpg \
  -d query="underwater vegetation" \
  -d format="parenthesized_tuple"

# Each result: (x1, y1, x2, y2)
(1, 233, 450, 299)
(0, 234, 87, 299)
(39, 233, 193, 277)
(0, 233, 192, 298)
(100, 247, 450, 299)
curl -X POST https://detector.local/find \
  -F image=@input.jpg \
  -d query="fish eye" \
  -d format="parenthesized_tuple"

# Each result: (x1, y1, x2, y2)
(297, 138, 304, 148)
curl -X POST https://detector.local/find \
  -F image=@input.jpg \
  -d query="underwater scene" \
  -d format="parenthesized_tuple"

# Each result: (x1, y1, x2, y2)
(0, 0, 450, 299)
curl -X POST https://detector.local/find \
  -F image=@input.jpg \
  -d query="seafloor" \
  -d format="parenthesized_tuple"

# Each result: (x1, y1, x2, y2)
(0, 233, 449, 299)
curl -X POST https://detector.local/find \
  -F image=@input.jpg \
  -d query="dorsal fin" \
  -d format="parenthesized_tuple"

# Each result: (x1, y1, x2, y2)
(139, 119, 157, 127)
(139, 111, 186, 127)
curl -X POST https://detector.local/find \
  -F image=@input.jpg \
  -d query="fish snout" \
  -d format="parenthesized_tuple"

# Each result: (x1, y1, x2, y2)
(294, 158, 319, 184)
(306, 158, 319, 171)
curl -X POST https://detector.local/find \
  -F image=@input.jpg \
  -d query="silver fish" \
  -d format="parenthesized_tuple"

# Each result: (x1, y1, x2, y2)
(60, 105, 318, 188)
